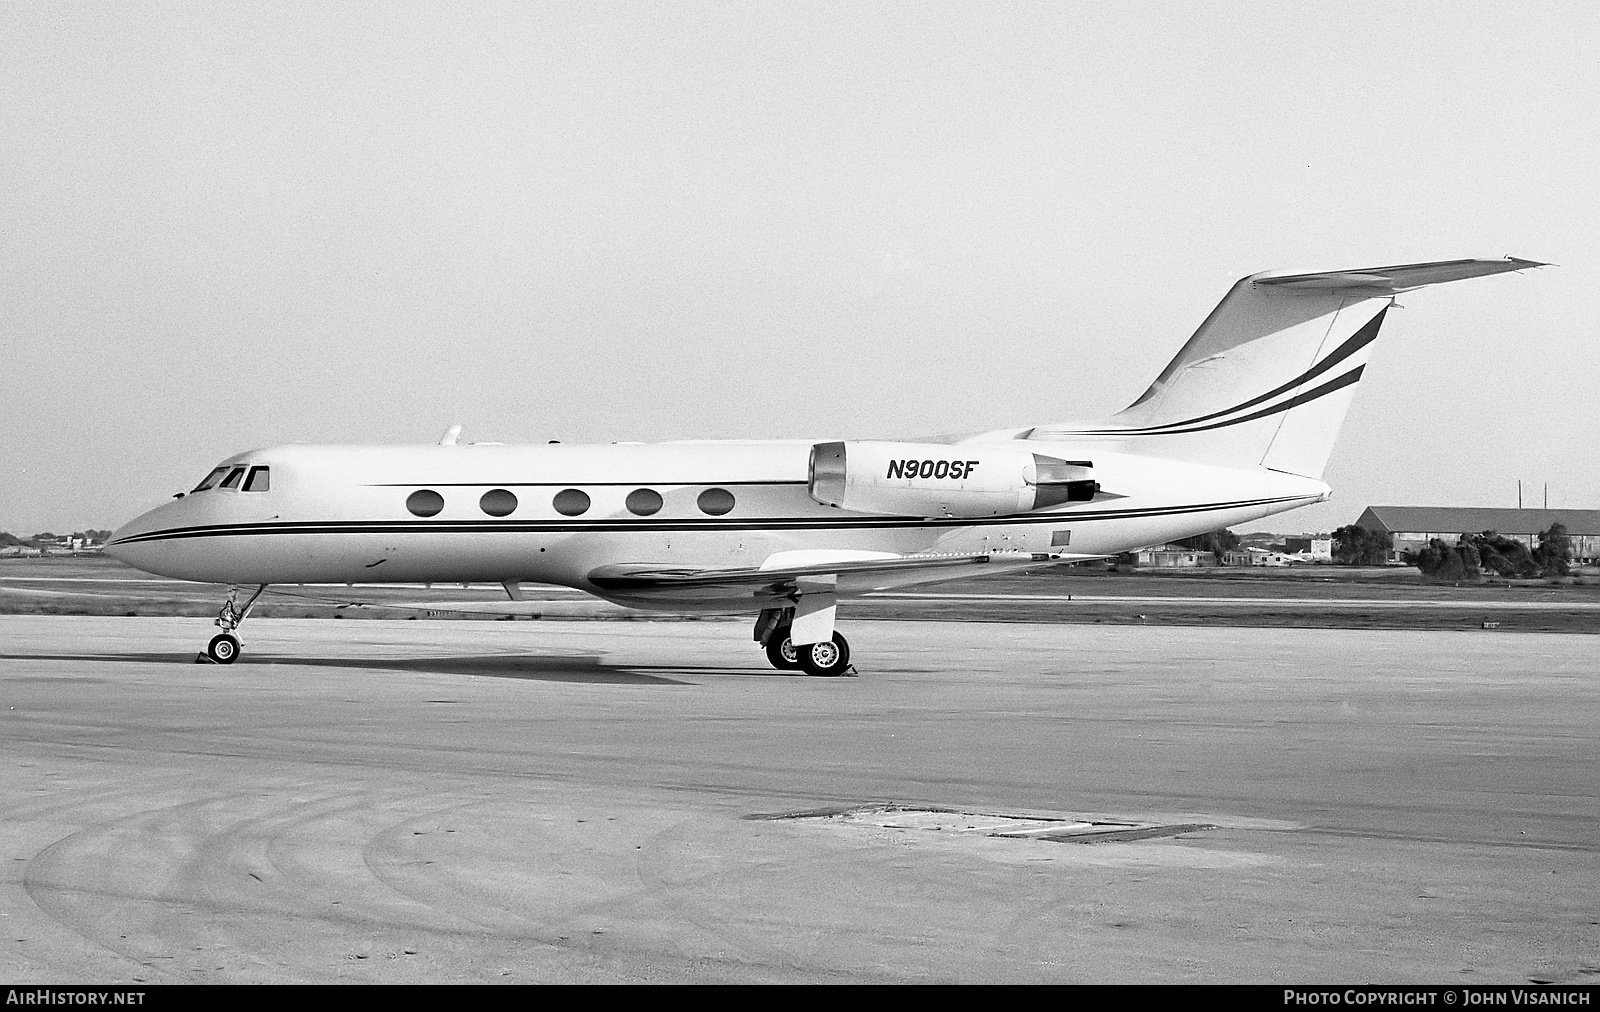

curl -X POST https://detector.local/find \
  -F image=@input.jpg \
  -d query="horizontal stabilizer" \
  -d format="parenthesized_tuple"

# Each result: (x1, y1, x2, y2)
(1252, 257, 1545, 293)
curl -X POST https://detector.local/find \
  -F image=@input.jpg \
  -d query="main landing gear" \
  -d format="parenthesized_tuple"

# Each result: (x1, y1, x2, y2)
(755, 609, 852, 677)
(200, 584, 268, 664)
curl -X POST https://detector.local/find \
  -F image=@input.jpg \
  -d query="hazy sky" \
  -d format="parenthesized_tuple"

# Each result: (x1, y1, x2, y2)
(3, 2, 1596, 535)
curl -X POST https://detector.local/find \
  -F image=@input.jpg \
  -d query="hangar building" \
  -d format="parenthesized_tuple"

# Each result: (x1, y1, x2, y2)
(1354, 506, 1600, 564)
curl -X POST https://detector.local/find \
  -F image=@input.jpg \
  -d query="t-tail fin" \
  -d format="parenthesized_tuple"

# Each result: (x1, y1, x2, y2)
(1037, 258, 1543, 479)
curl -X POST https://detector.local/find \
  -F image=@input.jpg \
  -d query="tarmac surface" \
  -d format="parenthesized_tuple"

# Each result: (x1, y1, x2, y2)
(1, 615, 1596, 984)
(6, 557, 1600, 633)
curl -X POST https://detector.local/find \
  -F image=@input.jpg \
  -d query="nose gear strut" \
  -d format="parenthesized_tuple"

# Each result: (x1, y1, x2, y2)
(199, 584, 269, 664)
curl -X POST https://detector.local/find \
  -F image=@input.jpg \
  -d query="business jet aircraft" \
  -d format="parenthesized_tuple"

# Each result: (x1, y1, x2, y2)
(107, 257, 1540, 674)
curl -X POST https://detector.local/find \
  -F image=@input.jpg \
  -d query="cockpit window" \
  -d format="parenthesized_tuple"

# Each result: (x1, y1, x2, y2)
(219, 467, 247, 490)
(243, 466, 271, 492)
(192, 467, 231, 492)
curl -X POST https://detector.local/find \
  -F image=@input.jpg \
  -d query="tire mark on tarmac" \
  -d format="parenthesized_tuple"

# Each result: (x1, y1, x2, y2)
(620, 817, 784, 970)
(19, 787, 499, 981)
(22, 791, 268, 981)
(358, 799, 561, 936)
(355, 799, 791, 979)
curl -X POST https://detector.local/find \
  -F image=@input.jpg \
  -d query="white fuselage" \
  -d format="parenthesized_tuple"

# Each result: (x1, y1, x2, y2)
(107, 437, 1328, 612)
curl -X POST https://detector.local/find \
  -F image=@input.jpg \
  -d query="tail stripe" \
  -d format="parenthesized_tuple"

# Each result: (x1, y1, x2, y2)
(1133, 365, 1366, 436)
(1119, 306, 1384, 434)
(1059, 307, 1384, 437)
(1019, 257, 1536, 481)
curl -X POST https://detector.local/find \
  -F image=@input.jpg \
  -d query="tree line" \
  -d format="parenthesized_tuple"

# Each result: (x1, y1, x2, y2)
(1408, 524, 1573, 580)
(0, 530, 114, 548)
(1330, 525, 1392, 565)
(1327, 523, 1574, 579)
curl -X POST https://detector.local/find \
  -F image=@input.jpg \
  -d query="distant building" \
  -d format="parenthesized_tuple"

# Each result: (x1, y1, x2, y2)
(1240, 547, 1296, 567)
(1282, 537, 1333, 562)
(1354, 507, 1600, 564)
(1131, 545, 1214, 568)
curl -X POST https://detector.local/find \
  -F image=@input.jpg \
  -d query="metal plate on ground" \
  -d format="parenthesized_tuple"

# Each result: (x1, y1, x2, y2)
(751, 805, 1216, 844)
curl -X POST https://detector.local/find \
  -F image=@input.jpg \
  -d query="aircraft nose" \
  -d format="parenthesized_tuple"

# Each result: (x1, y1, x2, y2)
(102, 497, 232, 582)
(103, 507, 166, 569)
(102, 527, 134, 563)
(102, 521, 141, 566)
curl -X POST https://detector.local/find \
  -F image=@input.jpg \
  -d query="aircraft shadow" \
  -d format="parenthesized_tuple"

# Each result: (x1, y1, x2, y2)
(0, 652, 791, 685)
(251, 653, 695, 684)
(0, 652, 203, 666)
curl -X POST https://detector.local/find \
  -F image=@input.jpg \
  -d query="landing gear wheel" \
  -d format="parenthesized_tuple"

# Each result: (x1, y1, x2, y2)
(796, 632, 850, 677)
(765, 628, 801, 670)
(203, 585, 266, 664)
(207, 633, 240, 665)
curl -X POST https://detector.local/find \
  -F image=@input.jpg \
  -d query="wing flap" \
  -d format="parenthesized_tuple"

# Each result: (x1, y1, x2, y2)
(590, 552, 996, 592)
(588, 549, 1097, 601)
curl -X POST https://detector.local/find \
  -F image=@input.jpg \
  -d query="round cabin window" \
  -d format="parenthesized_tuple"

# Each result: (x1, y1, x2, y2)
(479, 488, 517, 517)
(625, 488, 663, 516)
(406, 489, 444, 517)
(697, 488, 735, 516)
(552, 488, 590, 516)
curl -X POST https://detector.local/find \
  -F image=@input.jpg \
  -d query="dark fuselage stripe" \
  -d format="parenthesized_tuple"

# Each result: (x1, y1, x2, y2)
(110, 496, 1315, 546)
(365, 480, 810, 487)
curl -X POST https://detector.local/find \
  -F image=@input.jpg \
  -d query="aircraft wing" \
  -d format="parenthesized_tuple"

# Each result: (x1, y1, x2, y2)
(259, 584, 631, 618)
(587, 548, 1099, 605)
(224, 547, 1101, 617)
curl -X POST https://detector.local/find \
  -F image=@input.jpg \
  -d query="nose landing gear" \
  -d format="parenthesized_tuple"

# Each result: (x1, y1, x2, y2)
(200, 584, 268, 664)
(206, 632, 240, 664)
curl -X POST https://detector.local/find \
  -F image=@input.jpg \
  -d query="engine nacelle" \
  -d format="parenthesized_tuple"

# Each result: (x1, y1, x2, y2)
(808, 441, 1099, 518)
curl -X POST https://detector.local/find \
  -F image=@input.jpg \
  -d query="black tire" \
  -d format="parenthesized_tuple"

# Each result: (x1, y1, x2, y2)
(764, 628, 801, 670)
(207, 633, 240, 665)
(796, 632, 850, 677)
